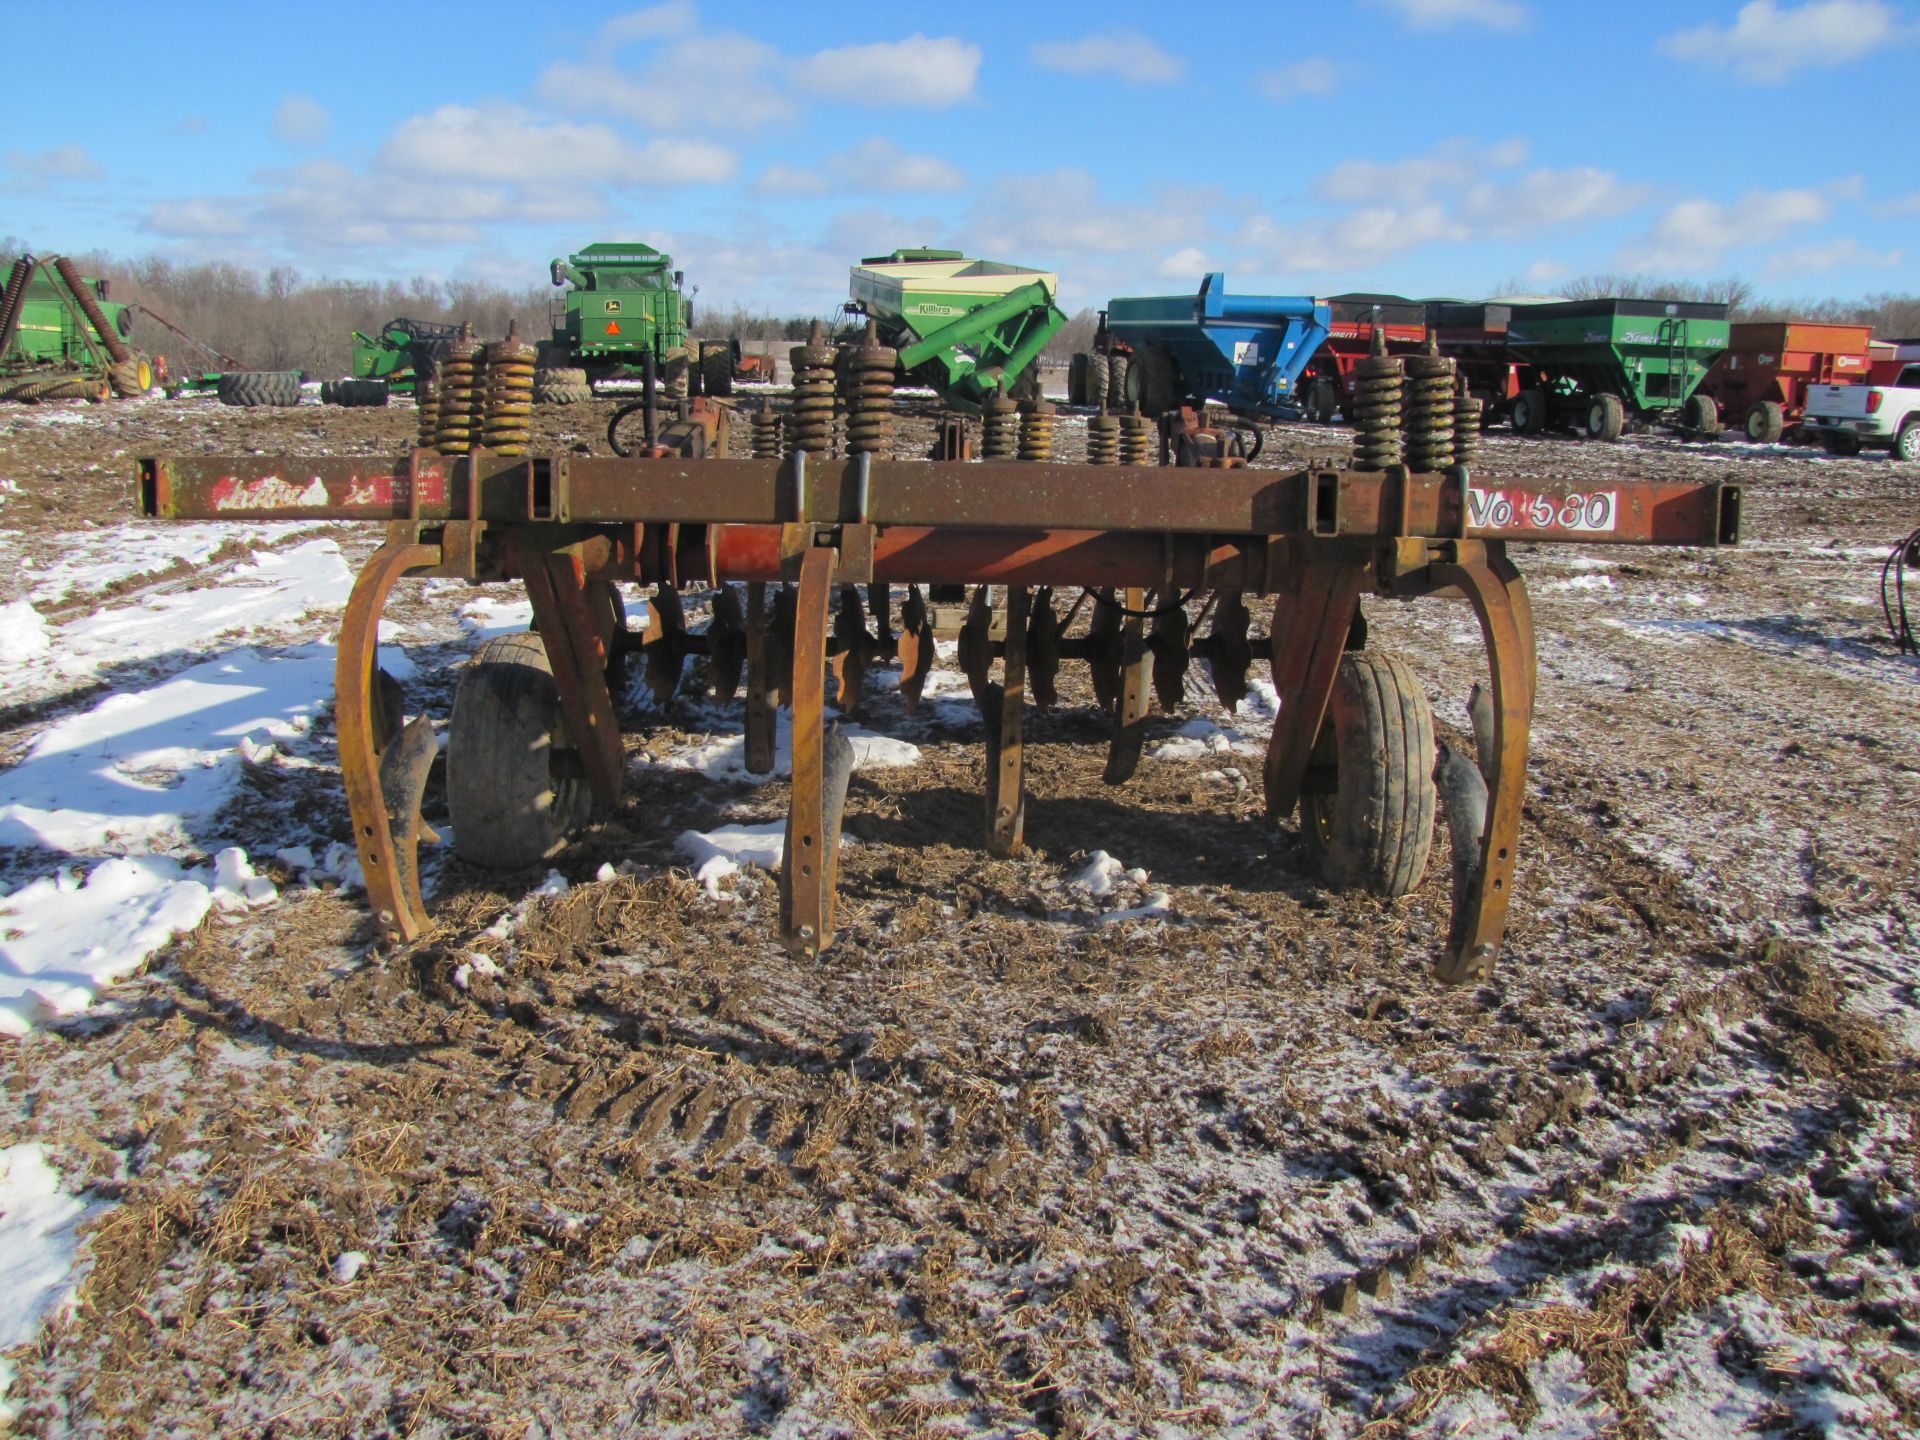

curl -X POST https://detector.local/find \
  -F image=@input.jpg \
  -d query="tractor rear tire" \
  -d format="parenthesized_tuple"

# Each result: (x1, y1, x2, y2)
(534, 367, 592, 405)
(217, 370, 303, 407)
(1585, 392, 1625, 442)
(447, 632, 591, 871)
(701, 342, 734, 398)
(1510, 388, 1547, 435)
(1300, 651, 1437, 899)
(662, 347, 690, 402)
(1086, 353, 1109, 409)
(1125, 346, 1178, 418)
(1107, 354, 1130, 411)
(1745, 400, 1785, 444)
(109, 357, 152, 397)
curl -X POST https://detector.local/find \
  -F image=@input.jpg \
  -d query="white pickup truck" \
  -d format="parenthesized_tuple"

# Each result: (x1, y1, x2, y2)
(1801, 362, 1920, 459)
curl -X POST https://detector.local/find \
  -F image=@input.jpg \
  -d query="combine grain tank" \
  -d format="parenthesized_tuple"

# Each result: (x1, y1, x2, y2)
(848, 248, 1065, 411)
(1434, 298, 1730, 441)
(1695, 322, 1873, 443)
(1104, 274, 1331, 421)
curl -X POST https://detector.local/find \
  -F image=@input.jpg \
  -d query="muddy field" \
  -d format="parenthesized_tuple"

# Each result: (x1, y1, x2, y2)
(1, 386, 1918, 1438)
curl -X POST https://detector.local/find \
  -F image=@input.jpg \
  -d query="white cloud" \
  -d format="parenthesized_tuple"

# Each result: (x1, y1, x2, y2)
(970, 169, 1202, 262)
(1618, 187, 1830, 270)
(1764, 237, 1902, 279)
(1029, 32, 1185, 84)
(753, 139, 964, 196)
(1260, 58, 1338, 101)
(600, 1, 698, 44)
(1460, 166, 1649, 236)
(1525, 259, 1569, 284)
(1243, 203, 1471, 272)
(1156, 247, 1211, 278)
(1879, 192, 1920, 217)
(1660, 1, 1913, 83)
(273, 94, 330, 147)
(1369, 0, 1528, 29)
(379, 103, 734, 185)
(791, 35, 981, 106)
(538, 40, 792, 132)
(143, 198, 252, 238)
(1316, 137, 1527, 205)
(4, 144, 104, 187)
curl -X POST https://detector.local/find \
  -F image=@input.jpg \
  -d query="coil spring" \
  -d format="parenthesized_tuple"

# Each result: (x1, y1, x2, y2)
(1118, 410, 1154, 466)
(435, 324, 484, 455)
(1087, 409, 1120, 465)
(1017, 399, 1055, 462)
(981, 394, 1019, 460)
(1403, 352, 1456, 472)
(1452, 390, 1483, 468)
(1350, 354, 1404, 471)
(481, 326, 536, 456)
(416, 370, 440, 450)
(750, 399, 783, 459)
(787, 321, 836, 455)
(0, 257, 34, 349)
(844, 321, 896, 455)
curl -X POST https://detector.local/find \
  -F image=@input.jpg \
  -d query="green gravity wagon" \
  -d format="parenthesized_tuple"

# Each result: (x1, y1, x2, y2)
(1432, 298, 1730, 441)
(848, 249, 1065, 411)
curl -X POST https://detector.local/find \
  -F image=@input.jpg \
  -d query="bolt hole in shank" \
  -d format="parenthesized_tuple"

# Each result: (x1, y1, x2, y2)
(136, 354, 1737, 981)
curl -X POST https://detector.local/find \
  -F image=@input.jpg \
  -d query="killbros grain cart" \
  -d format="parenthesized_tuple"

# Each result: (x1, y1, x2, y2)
(135, 318, 1739, 987)
(1433, 298, 1730, 442)
(0, 253, 154, 401)
(1094, 274, 1332, 427)
(847, 249, 1065, 412)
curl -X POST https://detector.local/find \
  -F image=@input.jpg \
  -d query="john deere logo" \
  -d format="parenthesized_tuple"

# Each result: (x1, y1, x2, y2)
(605, 300, 623, 313)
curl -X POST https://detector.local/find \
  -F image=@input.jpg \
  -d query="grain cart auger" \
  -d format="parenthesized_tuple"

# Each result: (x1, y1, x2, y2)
(135, 393, 1739, 981)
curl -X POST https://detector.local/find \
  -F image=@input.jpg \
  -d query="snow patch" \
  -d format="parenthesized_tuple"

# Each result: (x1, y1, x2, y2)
(677, 823, 786, 896)
(639, 713, 920, 783)
(0, 599, 50, 664)
(0, 1144, 100, 1423)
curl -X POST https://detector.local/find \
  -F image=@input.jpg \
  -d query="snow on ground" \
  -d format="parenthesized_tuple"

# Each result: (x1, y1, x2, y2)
(0, 540, 354, 702)
(676, 822, 787, 896)
(3, 521, 332, 608)
(0, 1144, 100, 1423)
(636, 710, 921, 782)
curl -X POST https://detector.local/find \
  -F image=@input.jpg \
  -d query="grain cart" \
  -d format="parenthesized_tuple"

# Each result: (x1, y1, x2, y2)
(543, 242, 738, 401)
(135, 338, 1739, 987)
(1102, 274, 1331, 425)
(0, 253, 153, 401)
(847, 248, 1065, 411)
(1436, 299, 1730, 441)
(1692, 322, 1874, 444)
(1297, 294, 1429, 424)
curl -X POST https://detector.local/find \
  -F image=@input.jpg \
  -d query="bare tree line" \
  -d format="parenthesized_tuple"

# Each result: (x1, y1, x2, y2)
(7, 238, 1915, 377)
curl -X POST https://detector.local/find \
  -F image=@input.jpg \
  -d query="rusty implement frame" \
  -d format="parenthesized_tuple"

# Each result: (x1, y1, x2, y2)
(138, 449, 1740, 978)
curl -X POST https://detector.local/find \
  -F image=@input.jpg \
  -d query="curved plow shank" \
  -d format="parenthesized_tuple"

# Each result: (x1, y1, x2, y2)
(336, 539, 443, 945)
(781, 547, 853, 955)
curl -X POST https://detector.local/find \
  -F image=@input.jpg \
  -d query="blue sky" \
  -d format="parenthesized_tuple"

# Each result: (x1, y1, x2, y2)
(5, 0, 1915, 313)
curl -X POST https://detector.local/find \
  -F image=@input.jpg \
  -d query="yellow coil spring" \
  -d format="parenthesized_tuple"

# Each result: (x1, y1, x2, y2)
(844, 337, 897, 455)
(1087, 411, 1120, 465)
(1350, 355, 1404, 471)
(1452, 392, 1483, 467)
(788, 328, 836, 455)
(435, 333, 485, 455)
(416, 372, 439, 450)
(981, 395, 1019, 461)
(1118, 411, 1154, 465)
(1403, 353, 1456, 472)
(1017, 399, 1055, 462)
(750, 401, 784, 459)
(482, 338, 536, 456)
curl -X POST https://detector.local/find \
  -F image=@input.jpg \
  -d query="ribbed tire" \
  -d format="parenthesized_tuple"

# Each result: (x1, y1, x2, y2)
(1107, 354, 1130, 410)
(1086, 354, 1108, 409)
(109, 357, 152, 397)
(1585, 393, 1625, 442)
(216, 370, 303, 407)
(701, 343, 734, 398)
(327, 378, 390, 407)
(1745, 401, 1785, 444)
(534, 367, 592, 405)
(447, 632, 590, 870)
(1300, 651, 1437, 899)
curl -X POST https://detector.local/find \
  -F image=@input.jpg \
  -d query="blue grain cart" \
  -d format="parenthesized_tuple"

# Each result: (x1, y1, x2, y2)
(1103, 274, 1331, 420)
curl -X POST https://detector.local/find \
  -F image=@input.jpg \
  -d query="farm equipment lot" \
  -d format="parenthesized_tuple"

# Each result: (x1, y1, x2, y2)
(2, 394, 1918, 1436)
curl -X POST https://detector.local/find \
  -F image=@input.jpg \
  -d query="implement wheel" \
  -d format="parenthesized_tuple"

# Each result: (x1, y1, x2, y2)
(1510, 388, 1547, 435)
(447, 632, 590, 870)
(1125, 345, 1178, 417)
(217, 370, 303, 407)
(1745, 400, 1785, 444)
(1301, 652, 1436, 899)
(1311, 377, 1339, 424)
(1585, 392, 1625, 442)
(701, 342, 734, 398)
(1684, 392, 1720, 437)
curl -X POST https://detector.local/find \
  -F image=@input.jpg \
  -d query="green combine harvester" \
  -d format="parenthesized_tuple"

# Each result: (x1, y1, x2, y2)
(538, 242, 736, 402)
(848, 248, 1065, 411)
(0, 253, 154, 402)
